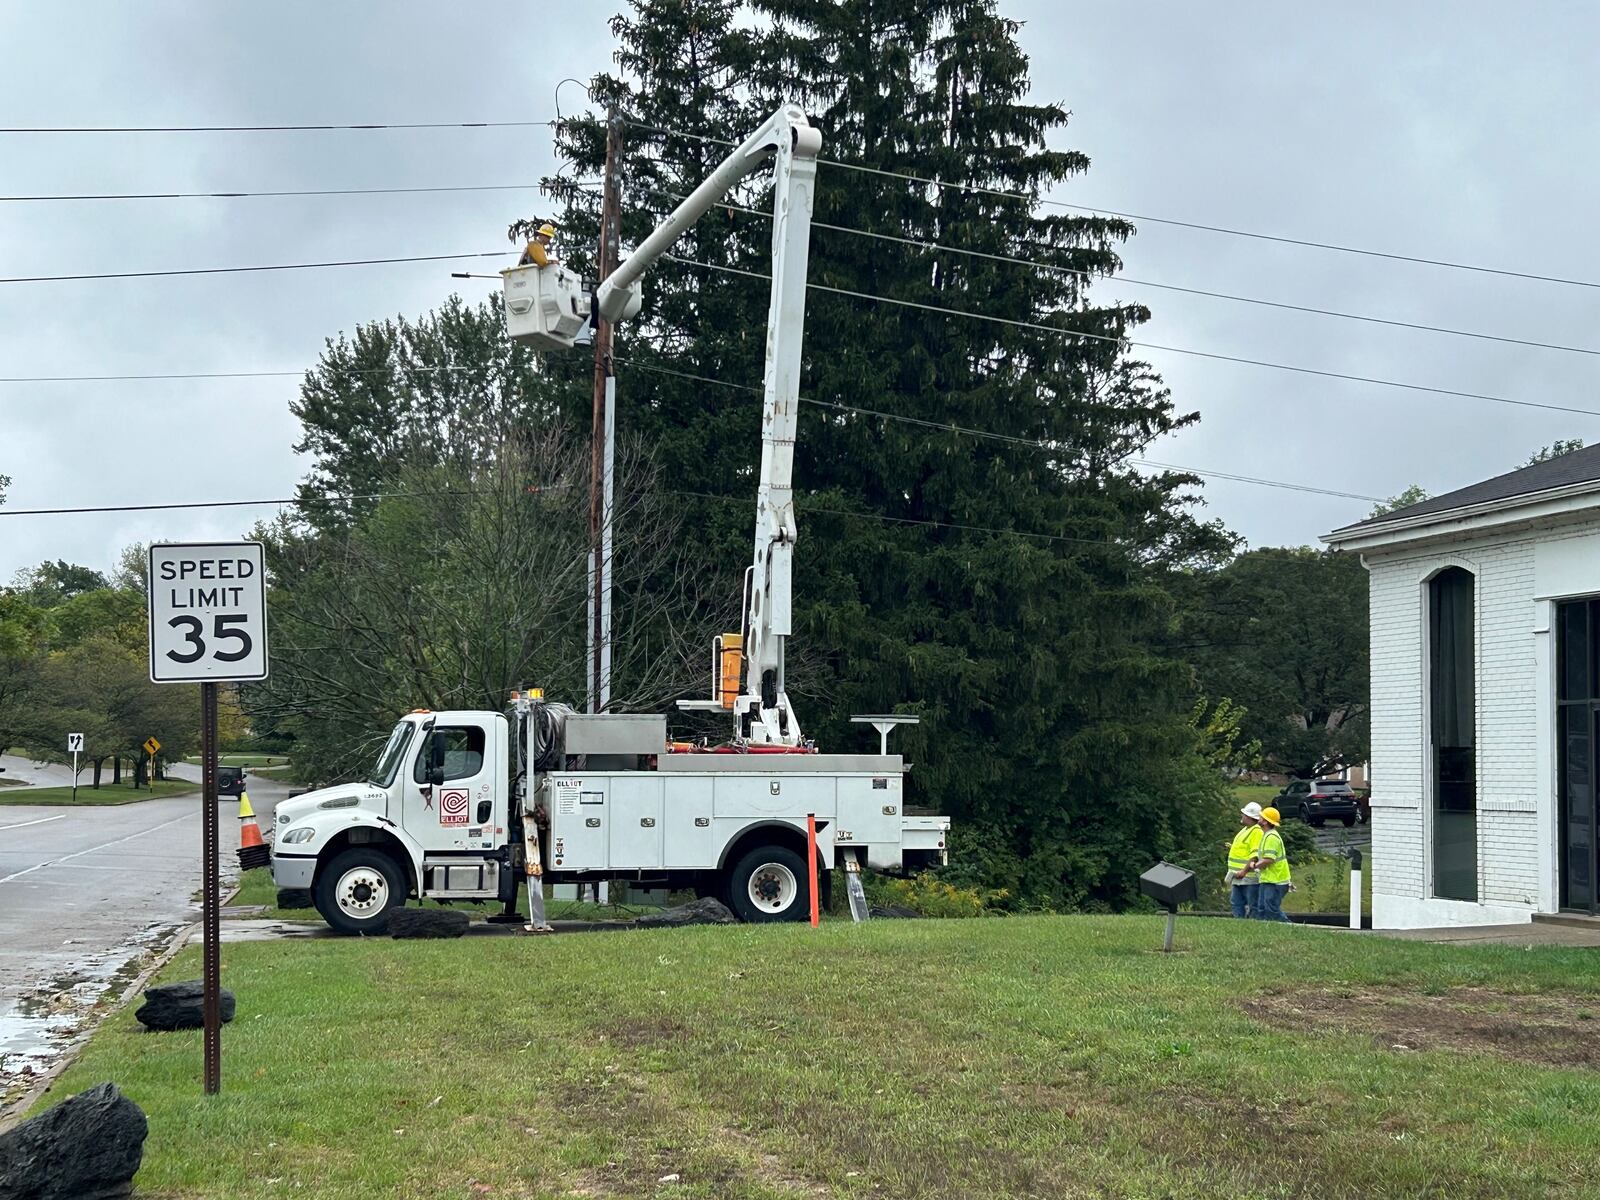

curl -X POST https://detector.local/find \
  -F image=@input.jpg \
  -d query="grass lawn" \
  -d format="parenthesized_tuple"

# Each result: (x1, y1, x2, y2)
(39, 916, 1600, 1199)
(0, 778, 199, 806)
(182, 753, 291, 767)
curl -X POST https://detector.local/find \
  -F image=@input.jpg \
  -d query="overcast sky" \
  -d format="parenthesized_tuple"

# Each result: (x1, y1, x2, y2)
(3, 1, 1596, 581)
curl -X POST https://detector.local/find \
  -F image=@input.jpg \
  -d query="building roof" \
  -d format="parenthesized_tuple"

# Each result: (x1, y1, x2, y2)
(1329, 443, 1600, 540)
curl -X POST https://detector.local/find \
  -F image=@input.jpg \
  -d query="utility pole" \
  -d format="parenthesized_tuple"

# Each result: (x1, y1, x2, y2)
(588, 109, 622, 716)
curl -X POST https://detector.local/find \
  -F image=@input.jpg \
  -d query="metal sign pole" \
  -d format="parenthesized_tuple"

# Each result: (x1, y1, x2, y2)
(200, 681, 221, 1094)
(71, 749, 78, 803)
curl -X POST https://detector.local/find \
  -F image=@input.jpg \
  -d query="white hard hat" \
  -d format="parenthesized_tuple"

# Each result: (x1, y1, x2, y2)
(1240, 801, 1263, 820)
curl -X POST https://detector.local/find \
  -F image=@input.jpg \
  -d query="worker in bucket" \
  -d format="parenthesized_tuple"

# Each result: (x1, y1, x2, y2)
(518, 222, 558, 267)
(1226, 801, 1264, 918)
(1249, 806, 1292, 922)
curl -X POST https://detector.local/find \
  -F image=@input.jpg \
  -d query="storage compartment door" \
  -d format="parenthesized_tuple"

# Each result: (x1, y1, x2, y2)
(608, 776, 664, 868)
(663, 776, 717, 867)
(548, 775, 607, 871)
(836, 774, 901, 844)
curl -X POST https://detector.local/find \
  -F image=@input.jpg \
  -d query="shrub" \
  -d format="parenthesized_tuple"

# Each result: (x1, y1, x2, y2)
(862, 870, 1007, 918)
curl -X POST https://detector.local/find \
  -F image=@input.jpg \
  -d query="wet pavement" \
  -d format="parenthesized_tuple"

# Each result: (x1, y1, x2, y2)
(0, 769, 292, 1106)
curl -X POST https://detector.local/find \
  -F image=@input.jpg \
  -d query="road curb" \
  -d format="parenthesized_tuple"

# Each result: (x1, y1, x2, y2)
(0, 880, 240, 1131)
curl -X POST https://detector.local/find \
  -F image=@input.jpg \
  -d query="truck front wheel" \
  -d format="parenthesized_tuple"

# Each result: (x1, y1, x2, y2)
(315, 848, 406, 936)
(726, 845, 811, 923)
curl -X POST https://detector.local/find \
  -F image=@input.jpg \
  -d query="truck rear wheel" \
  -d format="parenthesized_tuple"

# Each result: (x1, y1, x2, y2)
(315, 848, 406, 936)
(726, 845, 811, 923)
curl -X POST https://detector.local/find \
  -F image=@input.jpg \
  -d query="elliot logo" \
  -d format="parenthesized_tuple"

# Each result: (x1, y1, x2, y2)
(439, 789, 470, 826)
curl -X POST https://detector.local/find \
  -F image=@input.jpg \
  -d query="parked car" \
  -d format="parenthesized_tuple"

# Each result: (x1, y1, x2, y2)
(1275, 778, 1359, 828)
(217, 765, 246, 797)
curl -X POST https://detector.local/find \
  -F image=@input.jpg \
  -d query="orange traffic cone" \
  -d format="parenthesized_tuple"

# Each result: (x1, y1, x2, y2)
(236, 792, 270, 870)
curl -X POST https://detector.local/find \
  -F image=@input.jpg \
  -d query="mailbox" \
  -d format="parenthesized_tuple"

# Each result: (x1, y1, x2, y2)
(1139, 861, 1197, 912)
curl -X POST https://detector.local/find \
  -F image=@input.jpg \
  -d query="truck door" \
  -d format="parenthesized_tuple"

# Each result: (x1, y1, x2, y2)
(401, 719, 500, 853)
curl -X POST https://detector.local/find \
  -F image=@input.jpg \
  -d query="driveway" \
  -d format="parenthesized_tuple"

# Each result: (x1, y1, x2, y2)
(0, 769, 294, 1099)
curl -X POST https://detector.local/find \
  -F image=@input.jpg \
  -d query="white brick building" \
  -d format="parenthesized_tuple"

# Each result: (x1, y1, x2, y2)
(1326, 449, 1600, 928)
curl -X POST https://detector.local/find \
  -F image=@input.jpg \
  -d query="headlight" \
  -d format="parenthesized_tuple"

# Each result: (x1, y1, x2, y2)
(281, 827, 316, 844)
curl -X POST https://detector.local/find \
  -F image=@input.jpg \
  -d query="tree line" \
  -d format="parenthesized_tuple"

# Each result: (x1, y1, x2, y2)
(7, 0, 1580, 905)
(0, 554, 247, 787)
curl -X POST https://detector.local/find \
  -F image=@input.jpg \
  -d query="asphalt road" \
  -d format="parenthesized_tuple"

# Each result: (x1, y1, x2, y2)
(0, 768, 293, 1086)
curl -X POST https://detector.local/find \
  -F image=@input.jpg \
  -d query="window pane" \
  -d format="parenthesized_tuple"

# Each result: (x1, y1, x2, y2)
(1562, 601, 1590, 702)
(1564, 707, 1593, 910)
(414, 727, 487, 783)
(1431, 568, 1477, 902)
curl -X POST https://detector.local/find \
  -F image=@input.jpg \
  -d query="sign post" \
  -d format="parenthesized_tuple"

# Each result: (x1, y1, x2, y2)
(142, 736, 161, 789)
(67, 732, 83, 802)
(148, 541, 269, 1097)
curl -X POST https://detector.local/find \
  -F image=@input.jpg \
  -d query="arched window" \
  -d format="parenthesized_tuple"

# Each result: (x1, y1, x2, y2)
(1429, 567, 1476, 901)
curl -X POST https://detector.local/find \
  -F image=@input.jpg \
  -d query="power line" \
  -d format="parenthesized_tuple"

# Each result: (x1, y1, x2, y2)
(651, 188, 1600, 359)
(0, 121, 552, 133)
(660, 253, 1600, 420)
(0, 486, 570, 519)
(0, 365, 485, 384)
(670, 488, 1119, 547)
(613, 356, 1383, 502)
(0, 184, 547, 203)
(620, 116, 1600, 292)
(0, 251, 514, 285)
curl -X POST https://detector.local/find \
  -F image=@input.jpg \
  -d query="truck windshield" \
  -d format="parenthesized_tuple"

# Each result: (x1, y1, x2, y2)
(369, 722, 415, 787)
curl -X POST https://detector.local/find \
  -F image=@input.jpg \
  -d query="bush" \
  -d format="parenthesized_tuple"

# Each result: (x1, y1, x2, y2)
(861, 870, 1006, 918)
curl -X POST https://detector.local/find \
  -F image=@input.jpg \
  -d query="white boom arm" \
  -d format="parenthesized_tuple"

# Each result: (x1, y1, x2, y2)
(599, 105, 820, 746)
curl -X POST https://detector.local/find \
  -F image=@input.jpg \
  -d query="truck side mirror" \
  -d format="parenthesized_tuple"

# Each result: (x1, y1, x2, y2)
(427, 731, 447, 787)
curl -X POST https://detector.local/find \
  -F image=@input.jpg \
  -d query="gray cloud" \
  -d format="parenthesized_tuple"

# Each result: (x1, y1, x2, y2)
(3, 1, 1594, 579)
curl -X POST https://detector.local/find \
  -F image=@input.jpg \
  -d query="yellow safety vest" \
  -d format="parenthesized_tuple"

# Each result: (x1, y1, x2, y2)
(1257, 829, 1290, 884)
(1227, 825, 1262, 882)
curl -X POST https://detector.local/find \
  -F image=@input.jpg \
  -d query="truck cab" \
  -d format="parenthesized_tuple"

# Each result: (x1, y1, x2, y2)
(270, 704, 947, 934)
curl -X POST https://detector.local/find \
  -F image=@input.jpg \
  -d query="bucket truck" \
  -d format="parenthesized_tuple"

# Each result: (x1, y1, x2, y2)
(269, 106, 948, 934)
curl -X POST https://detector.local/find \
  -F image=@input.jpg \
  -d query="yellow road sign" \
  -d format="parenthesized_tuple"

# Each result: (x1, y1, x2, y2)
(143, 736, 161, 756)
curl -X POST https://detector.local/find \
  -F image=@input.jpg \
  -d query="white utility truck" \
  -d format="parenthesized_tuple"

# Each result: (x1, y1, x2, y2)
(270, 104, 949, 933)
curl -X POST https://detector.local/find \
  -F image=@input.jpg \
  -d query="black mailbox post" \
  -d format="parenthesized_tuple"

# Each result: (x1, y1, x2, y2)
(1139, 861, 1197, 952)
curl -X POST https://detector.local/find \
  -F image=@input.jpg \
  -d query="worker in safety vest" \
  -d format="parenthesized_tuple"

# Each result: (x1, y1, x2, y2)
(1226, 801, 1264, 918)
(1250, 806, 1292, 922)
(518, 223, 557, 267)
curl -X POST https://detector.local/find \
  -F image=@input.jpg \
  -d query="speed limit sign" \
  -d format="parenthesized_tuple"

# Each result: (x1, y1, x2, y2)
(147, 542, 270, 683)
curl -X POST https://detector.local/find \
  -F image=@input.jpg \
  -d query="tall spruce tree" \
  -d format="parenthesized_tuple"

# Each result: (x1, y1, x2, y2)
(543, 0, 1232, 906)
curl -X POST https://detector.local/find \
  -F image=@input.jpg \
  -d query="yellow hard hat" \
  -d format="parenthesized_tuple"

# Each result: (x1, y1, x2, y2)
(537, 223, 556, 238)
(1261, 806, 1282, 826)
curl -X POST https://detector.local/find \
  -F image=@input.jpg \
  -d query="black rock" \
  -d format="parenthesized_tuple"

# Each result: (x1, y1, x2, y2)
(0, 1081, 147, 1200)
(634, 897, 738, 928)
(275, 886, 314, 910)
(388, 907, 469, 939)
(134, 980, 236, 1031)
(868, 904, 921, 919)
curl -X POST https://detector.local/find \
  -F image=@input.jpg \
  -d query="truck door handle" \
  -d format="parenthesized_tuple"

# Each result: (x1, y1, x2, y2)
(476, 801, 492, 823)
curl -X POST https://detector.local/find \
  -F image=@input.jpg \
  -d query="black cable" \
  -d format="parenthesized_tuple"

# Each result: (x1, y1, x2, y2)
(0, 251, 514, 285)
(661, 254, 1600, 420)
(646, 187, 1600, 359)
(0, 120, 552, 133)
(614, 356, 1383, 503)
(621, 115, 1600, 292)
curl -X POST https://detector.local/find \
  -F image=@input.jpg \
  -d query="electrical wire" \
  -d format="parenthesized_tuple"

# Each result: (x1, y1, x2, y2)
(0, 485, 572, 519)
(620, 115, 1600, 292)
(613, 356, 1383, 502)
(0, 184, 548, 202)
(0, 120, 552, 133)
(647, 187, 1600, 359)
(668, 488, 1120, 547)
(0, 251, 514, 285)
(659, 253, 1600, 420)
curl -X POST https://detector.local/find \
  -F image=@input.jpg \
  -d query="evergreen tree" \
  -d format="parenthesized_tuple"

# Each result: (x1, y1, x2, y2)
(544, 0, 1233, 905)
